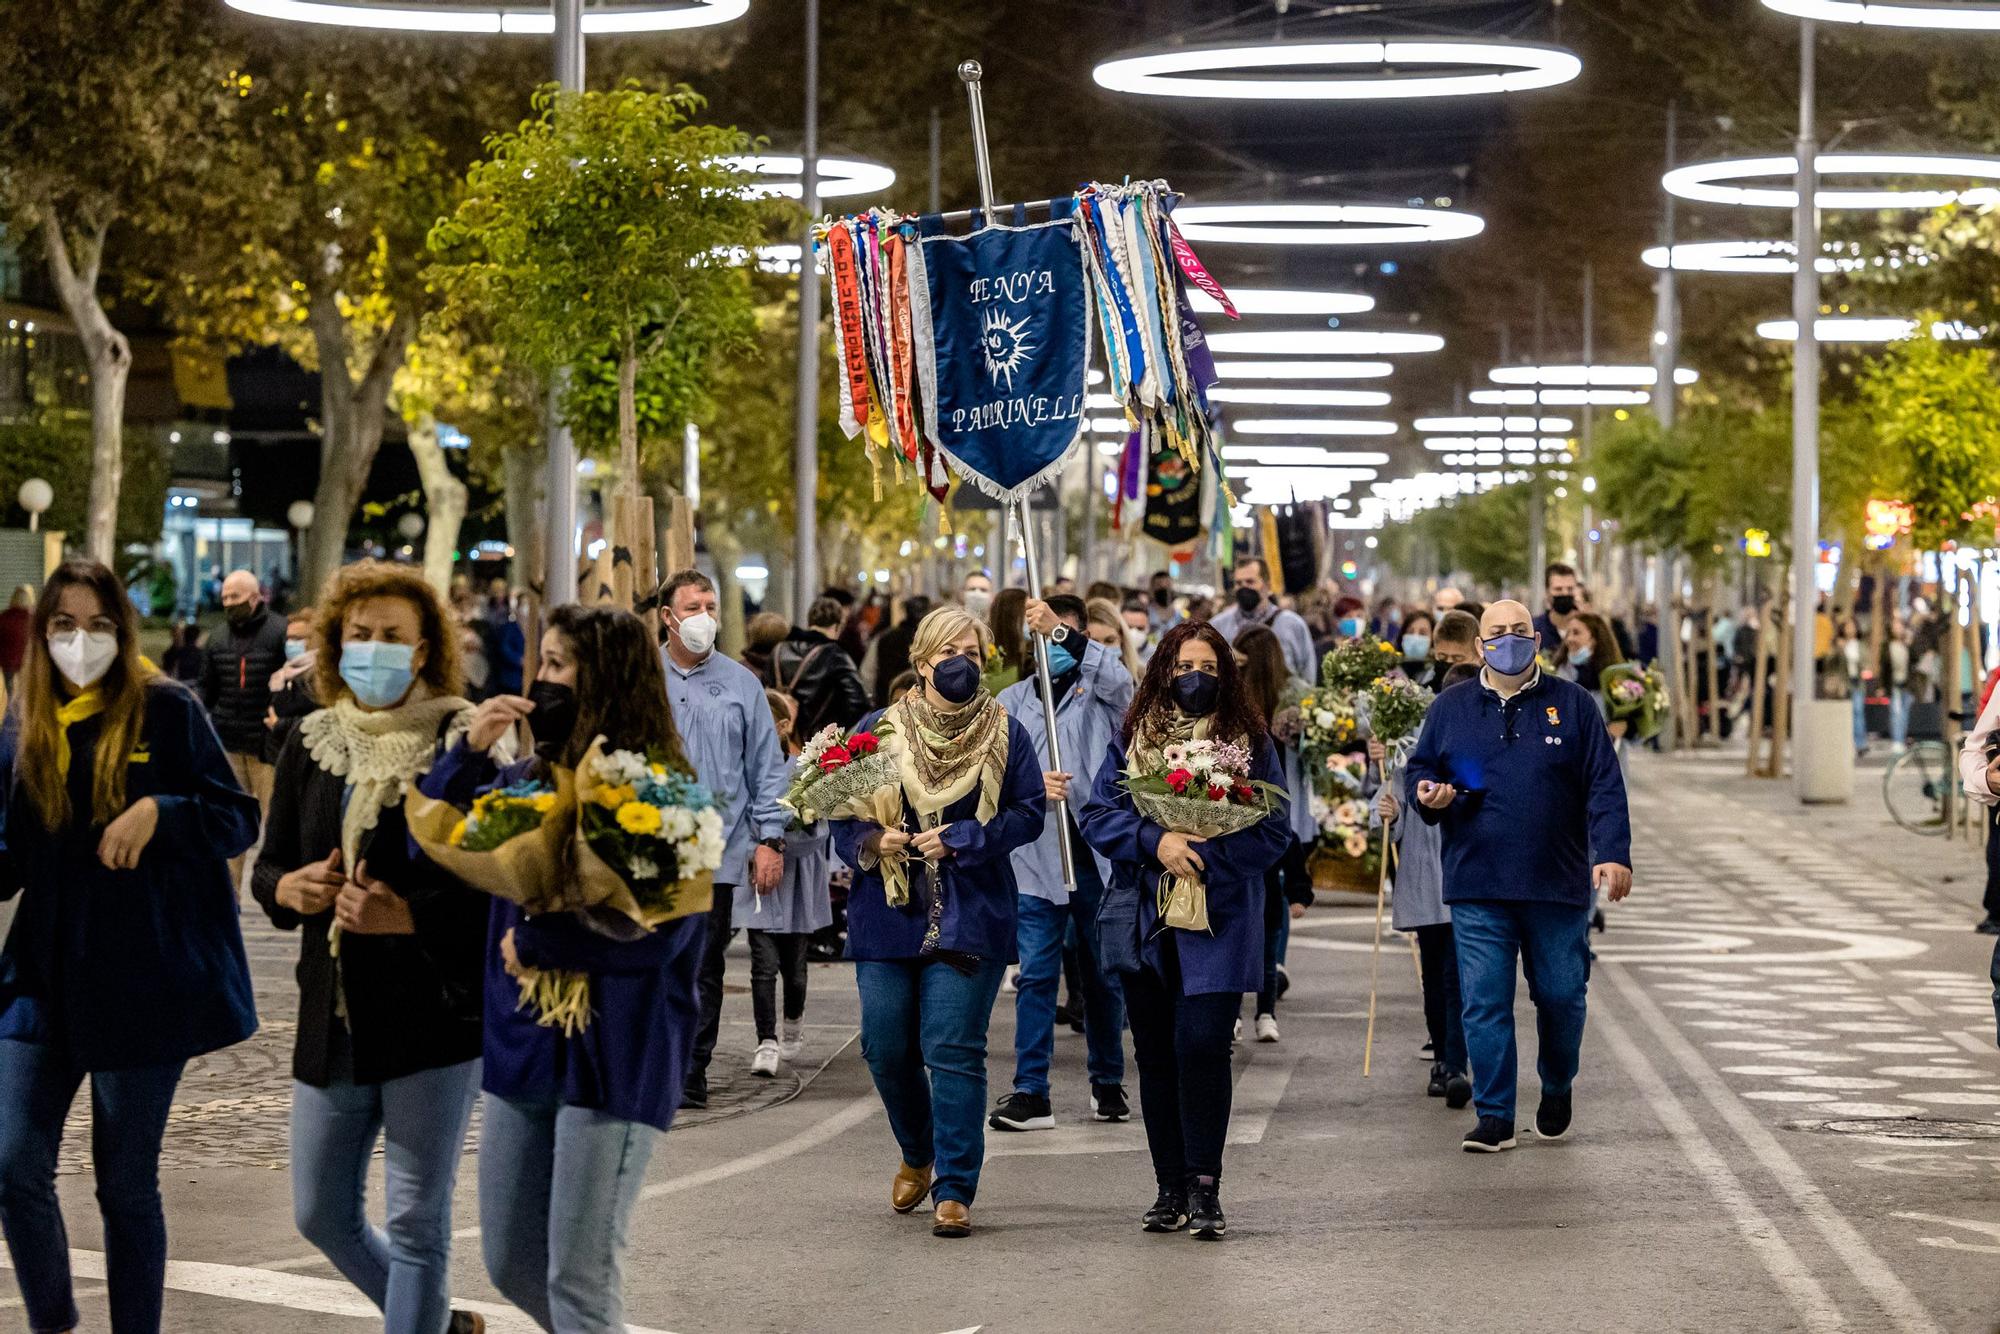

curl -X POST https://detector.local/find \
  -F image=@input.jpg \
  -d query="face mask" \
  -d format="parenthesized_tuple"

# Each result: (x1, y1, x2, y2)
(1569, 646, 1593, 667)
(928, 653, 982, 705)
(1233, 586, 1262, 615)
(1550, 594, 1577, 616)
(674, 611, 718, 658)
(1402, 633, 1431, 661)
(1482, 633, 1539, 677)
(340, 640, 418, 709)
(962, 589, 992, 617)
(1152, 587, 1173, 608)
(284, 638, 307, 661)
(1338, 617, 1363, 639)
(527, 680, 580, 752)
(1125, 625, 1147, 653)
(225, 600, 259, 627)
(49, 629, 118, 689)
(1045, 641, 1078, 678)
(1172, 670, 1221, 718)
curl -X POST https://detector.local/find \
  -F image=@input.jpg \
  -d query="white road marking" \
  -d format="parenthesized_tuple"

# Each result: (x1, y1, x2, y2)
(1888, 1212, 2000, 1255)
(988, 1055, 1299, 1158)
(1946, 1029, 1997, 1057)
(1227, 1054, 1301, 1145)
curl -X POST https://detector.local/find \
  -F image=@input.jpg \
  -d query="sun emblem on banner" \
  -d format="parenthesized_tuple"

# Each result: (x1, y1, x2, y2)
(981, 308, 1035, 390)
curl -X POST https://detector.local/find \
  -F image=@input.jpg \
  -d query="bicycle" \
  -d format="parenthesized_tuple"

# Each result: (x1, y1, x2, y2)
(1883, 738, 1954, 836)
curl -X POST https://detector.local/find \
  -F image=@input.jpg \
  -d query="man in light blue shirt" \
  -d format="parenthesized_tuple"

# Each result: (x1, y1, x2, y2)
(658, 569, 791, 1109)
(1209, 556, 1316, 681)
(988, 594, 1135, 1131)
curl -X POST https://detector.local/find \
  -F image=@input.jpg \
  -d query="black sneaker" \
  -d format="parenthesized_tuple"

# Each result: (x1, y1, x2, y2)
(1275, 962, 1291, 999)
(1444, 1072, 1473, 1110)
(1187, 1176, 1226, 1239)
(1417, 1039, 1435, 1062)
(1977, 917, 2000, 936)
(1090, 1083, 1130, 1122)
(1054, 1001, 1083, 1031)
(679, 1071, 709, 1111)
(989, 1090, 1055, 1132)
(1535, 1091, 1573, 1142)
(1426, 1061, 1449, 1098)
(1141, 1188, 1188, 1233)
(1462, 1117, 1517, 1153)
(1592, 907, 1607, 934)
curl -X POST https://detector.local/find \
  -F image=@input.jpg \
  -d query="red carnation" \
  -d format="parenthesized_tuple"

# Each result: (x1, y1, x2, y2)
(1165, 768, 1193, 794)
(1232, 783, 1255, 803)
(848, 732, 879, 756)
(1207, 784, 1228, 801)
(818, 744, 853, 773)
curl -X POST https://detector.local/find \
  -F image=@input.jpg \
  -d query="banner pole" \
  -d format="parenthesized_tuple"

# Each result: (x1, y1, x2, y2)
(960, 59, 1075, 895)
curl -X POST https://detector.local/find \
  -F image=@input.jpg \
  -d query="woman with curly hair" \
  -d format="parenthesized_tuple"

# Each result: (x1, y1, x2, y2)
(1078, 620, 1291, 1241)
(252, 561, 487, 1334)
(1230, 624, 1315, 1043)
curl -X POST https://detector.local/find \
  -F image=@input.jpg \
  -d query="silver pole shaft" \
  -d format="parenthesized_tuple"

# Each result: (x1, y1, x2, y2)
(1791, 21, 1822, 798)
(960, 60, 1074, 893)
(792, 0, 822, 621)
(1652, 101, 1686, 747)
(1581, 260, 1595, 585)
(544, 0, 584, 605)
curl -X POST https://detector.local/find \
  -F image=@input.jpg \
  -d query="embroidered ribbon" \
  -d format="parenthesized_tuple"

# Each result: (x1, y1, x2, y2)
(1166, 218, 1237, 320)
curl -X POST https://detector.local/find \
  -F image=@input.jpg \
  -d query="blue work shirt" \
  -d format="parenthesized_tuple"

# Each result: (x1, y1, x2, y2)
(659, 647, 790, 888)
(1210, 602, 1318, 681)
(1404, 669, 1631, 908)
(997, 639, 1133, 903)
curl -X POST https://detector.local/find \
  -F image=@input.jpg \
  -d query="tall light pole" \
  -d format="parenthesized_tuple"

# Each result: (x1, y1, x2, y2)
(1790, 20, 1824, 799)
(791, 0, 822, 620)
(1652, 100, 1686, 747)
(544, 0, 584, 605)
(1580, 260, 1595, 585)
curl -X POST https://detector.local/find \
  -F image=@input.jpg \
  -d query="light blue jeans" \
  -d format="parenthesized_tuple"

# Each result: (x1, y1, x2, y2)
(479, 1094, 657, 1334)
(1012, 856, 1125, 1097)
(290, 1060, 481, 1334)
(1453, 901, 1592, 1124)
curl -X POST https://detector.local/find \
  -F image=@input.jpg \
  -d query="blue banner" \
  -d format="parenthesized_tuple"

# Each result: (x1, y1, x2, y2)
(911, 218, 1093, 502)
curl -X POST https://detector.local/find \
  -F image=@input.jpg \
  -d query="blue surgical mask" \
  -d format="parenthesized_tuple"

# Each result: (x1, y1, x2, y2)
(1045, 641, 1078, 678)
(1483, 633, 1538, 677)
(340, 640, 418, 709)
(1401, 633, 1431, 661)
(284, 638, 307, 661)
(1569, 645, 1593, 667)
(1338, 617, 1363, 639)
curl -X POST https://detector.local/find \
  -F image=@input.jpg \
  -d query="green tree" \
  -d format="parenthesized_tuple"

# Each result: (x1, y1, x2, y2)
(0, 414, 170, 564)
(1857, 335, 2000, 549)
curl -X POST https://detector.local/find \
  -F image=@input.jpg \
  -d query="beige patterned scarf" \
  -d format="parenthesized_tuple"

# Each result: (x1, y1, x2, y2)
(886, 687, 1010, 822)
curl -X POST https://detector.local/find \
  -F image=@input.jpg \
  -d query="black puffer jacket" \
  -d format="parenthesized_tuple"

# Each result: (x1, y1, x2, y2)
(771, 627, 872, 738)
(201, 607, 289, 755)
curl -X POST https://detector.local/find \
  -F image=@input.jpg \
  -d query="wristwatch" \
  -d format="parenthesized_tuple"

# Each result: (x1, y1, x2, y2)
(1049, 623, 1076, 648)
(758, 836, 785, 853)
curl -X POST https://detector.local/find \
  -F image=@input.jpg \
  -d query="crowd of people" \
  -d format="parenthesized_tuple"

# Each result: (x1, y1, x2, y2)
(0, 547, 1640, 1332)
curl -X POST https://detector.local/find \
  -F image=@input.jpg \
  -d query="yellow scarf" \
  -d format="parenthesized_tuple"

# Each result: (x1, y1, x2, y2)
(53, 687, 107, 781)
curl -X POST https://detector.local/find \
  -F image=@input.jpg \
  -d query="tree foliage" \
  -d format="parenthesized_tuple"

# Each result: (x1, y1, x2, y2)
(1857, 335, 2000, 550)
(0, 414, 169, 561)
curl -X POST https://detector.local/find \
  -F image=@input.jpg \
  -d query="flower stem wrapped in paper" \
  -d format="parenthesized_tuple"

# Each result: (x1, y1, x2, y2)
(1124, 738, 1284, 933)
(1358, 675, 1434, 770)
(779, 722, 910, 903)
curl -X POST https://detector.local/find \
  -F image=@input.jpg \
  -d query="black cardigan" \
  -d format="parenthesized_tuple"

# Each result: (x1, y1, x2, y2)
(250, 724, 486, 1087)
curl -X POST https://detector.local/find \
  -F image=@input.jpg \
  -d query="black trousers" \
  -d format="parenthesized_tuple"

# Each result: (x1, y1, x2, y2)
(1415, 923, 1467, 1075)
(748, 929, 810, 1041)
(1985, 811, 2000, 921)
(1120, 933, 1239, 1191)
(690, 888, 736, 1078)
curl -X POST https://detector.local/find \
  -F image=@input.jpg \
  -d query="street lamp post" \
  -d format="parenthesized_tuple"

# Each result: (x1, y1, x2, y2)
(544, 0, 584, 606)
(1790, 20, 1826, 800)
(791, 0, 822, 620)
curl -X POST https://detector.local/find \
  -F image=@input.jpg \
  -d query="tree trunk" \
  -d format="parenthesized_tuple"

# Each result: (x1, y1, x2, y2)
(1768, 605, 1792, 780)
(1747, 602, 1771, 777)
(36, 204, 130, 564)
(406, 410, 466, 595)
(617, 331, 640, 501)
(1947, 572, 1965, 837)
(502, 437, 548, 601)
(302, 301, 412, 597)
(708, 523, 746, 660)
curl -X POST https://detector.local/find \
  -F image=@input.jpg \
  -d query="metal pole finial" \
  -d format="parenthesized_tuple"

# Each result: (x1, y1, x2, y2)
(957, 60, 983, 83)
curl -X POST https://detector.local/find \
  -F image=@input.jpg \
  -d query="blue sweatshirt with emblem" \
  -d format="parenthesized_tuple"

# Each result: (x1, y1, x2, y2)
(1402, 671, 1630, 907)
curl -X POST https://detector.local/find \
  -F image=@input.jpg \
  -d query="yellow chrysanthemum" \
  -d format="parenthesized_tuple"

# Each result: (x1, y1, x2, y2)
(447, 819, 468, 847)
(616, 801, 663, 835)
(593, 783, 635, 810)
(531, 792, 557, 813)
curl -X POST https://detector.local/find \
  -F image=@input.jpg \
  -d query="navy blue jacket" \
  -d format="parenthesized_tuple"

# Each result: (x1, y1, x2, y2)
(0, 681, 259, 1071)
(420, 741, 705, 1133)
(1403, 671, 1631, 908)
(831, 709, 1046, 963)
(1078, 733, 1291, 996)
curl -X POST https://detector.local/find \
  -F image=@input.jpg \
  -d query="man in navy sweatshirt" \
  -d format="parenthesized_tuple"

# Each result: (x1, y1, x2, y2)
(1404, 599, 1632, 1153)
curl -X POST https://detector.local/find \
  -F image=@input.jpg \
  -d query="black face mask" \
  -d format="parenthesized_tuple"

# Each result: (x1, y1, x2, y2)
(225, 601, 259, 627)
(1233, 586, 1262, 615)
(1172, 670, 1221, 718)
(527, 680, 580, 753)
(1550, 594, 1577, 616)
(1152, 586, 1173, 608)
(929, 654, 982, 705)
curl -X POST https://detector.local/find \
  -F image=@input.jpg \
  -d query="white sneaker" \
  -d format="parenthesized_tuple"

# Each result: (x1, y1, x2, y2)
(1255, 1013, 1280, 1043)
(778, 1019, 805, 1062)
(1002, 965, 1020, 994)
(751, 1040, 780, 1078)
(1233, 1018, 1242, 1044)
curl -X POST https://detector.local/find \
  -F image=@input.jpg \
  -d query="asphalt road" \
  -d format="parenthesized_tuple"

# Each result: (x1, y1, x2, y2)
(6, 746, 2000, 1333)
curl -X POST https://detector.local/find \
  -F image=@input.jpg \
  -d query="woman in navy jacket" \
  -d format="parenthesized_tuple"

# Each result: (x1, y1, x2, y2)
(1078, 620, 1290, 1241)
(0, 560, 259, 1334)
(421, 604, 706, 1333)
(830, 604, 1044, 1240)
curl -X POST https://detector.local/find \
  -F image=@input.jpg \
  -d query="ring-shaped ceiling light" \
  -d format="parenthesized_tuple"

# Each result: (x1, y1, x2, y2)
(1232, 418, 1399, 436)
(1471, 387, 1650, 406)
(1189, 287, 1375, 316)
(1489, 364, 1699, 387)
(1210, 330, 1444, 356)
(1214, 360, 1394, 380)
(1091, 39, 1581, 101)
(1756, 317, 1984, 342)
(1174, 204, 1485, 246)
(223, 0, 747, 32)
(723, 155, 897, 201)
(1762, 0, 2000, 30)
(1211, 387, 1392, 408)
(1662, 153, 2000, 210)
(1415, 415, 1574, 433)
(1639, 239, 1897, 274)
(1222, 451, 1385, 471)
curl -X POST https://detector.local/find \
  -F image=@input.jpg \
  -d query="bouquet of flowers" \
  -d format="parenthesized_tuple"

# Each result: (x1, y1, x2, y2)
(1321, 751, 1367, 797)
(1319, 636, 1401, 695)
(407, 770, 577, 921)
(1602, 661, 1666, 741)
(780, 722, 910, 904)
(449, 780, 560, 850)
(1358, 676, 1434, 767)
(1310, 792, 1380, 871)
(1298, 691, 1360, 796)
(1125, 738, 1285, 932)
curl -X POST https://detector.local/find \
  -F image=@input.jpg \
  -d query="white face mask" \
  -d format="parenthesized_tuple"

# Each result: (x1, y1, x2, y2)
(962, 589, 992, 617)
(49, 629, 119, 689)
(675, 611, 718, 658)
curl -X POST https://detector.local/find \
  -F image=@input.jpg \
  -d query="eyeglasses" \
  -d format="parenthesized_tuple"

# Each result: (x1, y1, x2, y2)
(49, 615, 118, 636)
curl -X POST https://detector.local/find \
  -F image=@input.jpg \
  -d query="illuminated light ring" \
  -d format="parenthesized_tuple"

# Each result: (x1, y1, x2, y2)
(1214, 360, 1394, 380)
(1762, 0, 2000, 30)
(1755, 317, 1984, 342)
(1210, 387, 1392, 408)
(1189, 287, 1375, 316)
(1209, 330, 1444, 356)
(722, 155, 897, 201)
(1174, 204, 1485, 247)
(1222, 451, 1385, 471)
(1090, 39, 1581, 101)
(1415, 415, 1573, 433)
(1231, 418, 1399, 436)
(1489, 364, 1699, 387)
(1662, 153, 2000, 210)
(223, 0, 747, 32)
(1640, 240, 1883, 275)
(1471, 387, 1650, 406)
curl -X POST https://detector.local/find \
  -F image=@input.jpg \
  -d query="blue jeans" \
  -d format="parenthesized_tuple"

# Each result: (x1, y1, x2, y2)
(480, 1094, 657, 1334)
(1012, 856, 1125, 1097)
(1891, 687, 1911, 747)
(1851, 686, 1868, 752)
(0, 1039, 184, 1334)
(290, 1060, 480, 1334)
(855, 958, 1007, 1207)
(1452, 900, 1592, 1124)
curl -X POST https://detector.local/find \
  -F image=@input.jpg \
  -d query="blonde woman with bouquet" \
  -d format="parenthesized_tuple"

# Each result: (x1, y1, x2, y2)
(1078, 621, 1291, 1240)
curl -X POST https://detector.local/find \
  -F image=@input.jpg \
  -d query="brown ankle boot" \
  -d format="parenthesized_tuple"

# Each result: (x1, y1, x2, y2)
(891, 1161, 932, 1214)
(932, 1199, 971, 1237)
